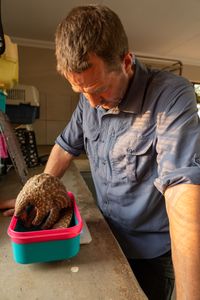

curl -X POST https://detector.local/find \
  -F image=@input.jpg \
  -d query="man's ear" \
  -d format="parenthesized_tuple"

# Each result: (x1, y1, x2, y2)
(123, 52, 134, 74)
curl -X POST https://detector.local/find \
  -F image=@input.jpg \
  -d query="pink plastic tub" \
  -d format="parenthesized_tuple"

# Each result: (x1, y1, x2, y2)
(8, 192, 83, 264)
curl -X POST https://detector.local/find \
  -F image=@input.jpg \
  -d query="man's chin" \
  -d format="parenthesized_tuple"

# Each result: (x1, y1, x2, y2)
(101, 102, 119, 110)
(101, 105, 110, 109)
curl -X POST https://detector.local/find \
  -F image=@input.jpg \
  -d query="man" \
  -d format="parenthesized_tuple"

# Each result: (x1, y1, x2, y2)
(2, 5, 200, 299)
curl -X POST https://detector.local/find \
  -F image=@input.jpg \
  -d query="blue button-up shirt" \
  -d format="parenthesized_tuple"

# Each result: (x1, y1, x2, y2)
(56, 59, 200, 258)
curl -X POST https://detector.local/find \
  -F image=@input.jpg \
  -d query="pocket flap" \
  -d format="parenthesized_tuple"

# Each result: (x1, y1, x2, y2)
(84, 129, 100, 141)
(127, 137, 153, 155)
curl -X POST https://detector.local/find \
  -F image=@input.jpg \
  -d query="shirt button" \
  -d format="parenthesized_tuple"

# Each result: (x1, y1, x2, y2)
(127, 148, 134, 154)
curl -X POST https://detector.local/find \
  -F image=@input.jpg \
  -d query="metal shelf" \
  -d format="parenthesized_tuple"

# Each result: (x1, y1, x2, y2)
(136, 54, 183, 76)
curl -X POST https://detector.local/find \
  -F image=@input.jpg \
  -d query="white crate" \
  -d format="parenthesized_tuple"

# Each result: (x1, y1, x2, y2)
(6, 84, 39, 107)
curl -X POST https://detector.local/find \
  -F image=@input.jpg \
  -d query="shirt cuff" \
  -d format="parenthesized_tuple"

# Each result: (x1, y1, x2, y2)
(154, 166, 200, 194)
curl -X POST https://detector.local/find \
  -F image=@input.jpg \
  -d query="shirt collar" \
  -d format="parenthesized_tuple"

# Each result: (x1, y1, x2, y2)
(118, 59, 150, 114)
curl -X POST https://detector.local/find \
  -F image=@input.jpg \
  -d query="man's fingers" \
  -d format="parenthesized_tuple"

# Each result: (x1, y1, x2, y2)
(2, 208, 15, 217)
(0, 199, 16, 210)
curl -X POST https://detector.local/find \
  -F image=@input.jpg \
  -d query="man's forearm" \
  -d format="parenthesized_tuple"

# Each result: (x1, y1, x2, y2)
(44, 144, 74, 178)
(165, 184, 200, 300)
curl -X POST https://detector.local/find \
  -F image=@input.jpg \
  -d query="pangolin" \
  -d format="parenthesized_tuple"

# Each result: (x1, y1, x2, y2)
(15, 173, 73, 229)
(52, 206, 73, 229)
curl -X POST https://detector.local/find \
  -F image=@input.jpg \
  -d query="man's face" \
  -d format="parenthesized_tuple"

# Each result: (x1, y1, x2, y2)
(65, 53, 133, 110)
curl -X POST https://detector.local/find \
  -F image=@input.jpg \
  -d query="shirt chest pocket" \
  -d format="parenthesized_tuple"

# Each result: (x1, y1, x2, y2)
(111, 136, 155, 183)
(84, 129, 100, 167)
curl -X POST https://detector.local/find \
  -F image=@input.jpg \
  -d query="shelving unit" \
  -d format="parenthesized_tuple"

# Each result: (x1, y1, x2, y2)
(136, 55, 183, 75)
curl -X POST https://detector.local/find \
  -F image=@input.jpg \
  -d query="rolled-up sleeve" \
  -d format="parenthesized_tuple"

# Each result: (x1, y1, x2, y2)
(154, 79, 200, 194)
(56, 95, 84, 156)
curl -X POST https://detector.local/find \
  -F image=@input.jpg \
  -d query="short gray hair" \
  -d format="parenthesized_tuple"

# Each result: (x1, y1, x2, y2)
(55, 5, 129, 74)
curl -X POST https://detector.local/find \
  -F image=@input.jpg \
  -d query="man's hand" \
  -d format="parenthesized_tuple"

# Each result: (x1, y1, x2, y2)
(0, 199, 16, 216)
(165, 184, 200, 300)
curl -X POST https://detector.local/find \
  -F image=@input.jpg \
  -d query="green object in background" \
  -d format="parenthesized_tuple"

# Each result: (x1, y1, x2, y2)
(0, 90, 6, 112)
(194, 83, 200, 103)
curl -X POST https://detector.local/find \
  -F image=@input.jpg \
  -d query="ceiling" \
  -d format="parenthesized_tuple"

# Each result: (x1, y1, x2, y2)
(1, 0, 200, 66)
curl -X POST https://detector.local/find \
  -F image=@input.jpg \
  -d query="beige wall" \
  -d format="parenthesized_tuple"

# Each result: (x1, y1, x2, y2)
(17, 46, 200, 145)
(18, 46, 79, 145)
(182, 64, 200, 83)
